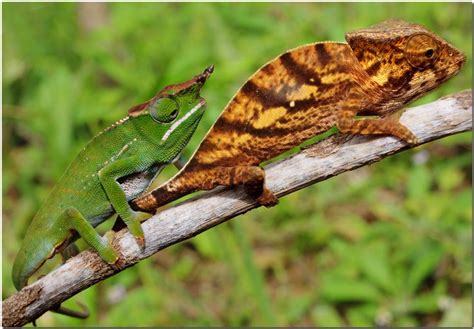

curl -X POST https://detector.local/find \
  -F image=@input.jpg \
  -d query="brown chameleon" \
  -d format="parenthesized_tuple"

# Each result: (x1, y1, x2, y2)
(131, 20, 465, 213)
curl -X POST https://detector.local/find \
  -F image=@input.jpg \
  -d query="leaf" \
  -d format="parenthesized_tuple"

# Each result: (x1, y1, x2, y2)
(407, 165, 432, 200)
(407, 280, 446, 314)
(439, 298, 472, 327)
(407, 244, 444, 293)
(394, 315, 418, 326)
(232, 221, 276, 326)
(319, 277, 381, 303)
(191, 229, 222, 260)
(107, 287, 160, 326)
(332, 215, 368, 241)
(357, 242, 394, 293)
(285, 294, 313, 324)
(437, 167, 464, 192)
(311, 304, 343, 327)
(346, 304, 377, 326)
(409, 292, 441, 313)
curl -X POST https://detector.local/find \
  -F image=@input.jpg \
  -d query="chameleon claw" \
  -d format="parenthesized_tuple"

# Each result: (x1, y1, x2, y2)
(397, 129, 419, 145)
(125, 212, 147, 249)
(407, 137, 420, 145)
(257, 188, 279, 207)
(104, 230, 116, 243)
(135, 234, 145, 249)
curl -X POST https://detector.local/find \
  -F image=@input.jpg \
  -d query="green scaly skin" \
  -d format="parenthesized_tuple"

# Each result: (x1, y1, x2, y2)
(12, 65, 214, 291)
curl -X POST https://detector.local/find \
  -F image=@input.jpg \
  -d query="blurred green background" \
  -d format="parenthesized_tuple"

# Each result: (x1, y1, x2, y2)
(2, 2, 472, 327)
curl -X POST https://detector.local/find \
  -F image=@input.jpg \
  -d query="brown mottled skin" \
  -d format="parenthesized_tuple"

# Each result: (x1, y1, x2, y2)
(131, 20, 465, 212)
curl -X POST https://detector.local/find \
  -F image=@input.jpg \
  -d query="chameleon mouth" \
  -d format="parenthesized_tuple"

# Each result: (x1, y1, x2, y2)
(161, 98, 206, 142)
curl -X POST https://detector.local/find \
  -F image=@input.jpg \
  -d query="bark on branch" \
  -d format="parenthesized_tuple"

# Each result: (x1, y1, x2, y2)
(2, 90, 472, 327)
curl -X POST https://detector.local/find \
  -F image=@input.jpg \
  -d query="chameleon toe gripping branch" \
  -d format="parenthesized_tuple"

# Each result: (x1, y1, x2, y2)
(132, 20, 465, 213)
(12, 65, 214, 320)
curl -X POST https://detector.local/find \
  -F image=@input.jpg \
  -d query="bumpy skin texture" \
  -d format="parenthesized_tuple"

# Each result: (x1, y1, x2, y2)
(132, 20, 465, 214)
(12, 66, 213, 291)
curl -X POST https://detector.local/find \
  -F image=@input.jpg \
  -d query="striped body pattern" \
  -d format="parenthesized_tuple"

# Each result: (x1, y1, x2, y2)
(132, 20, 465, 212)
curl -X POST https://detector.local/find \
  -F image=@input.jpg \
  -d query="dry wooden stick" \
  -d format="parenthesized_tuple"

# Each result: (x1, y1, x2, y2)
(2, 90, 471, 327)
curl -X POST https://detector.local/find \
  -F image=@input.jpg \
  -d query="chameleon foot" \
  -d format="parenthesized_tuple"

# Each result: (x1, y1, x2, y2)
(124, 211, 151, 249)
(62, 207, 119, 264)
(396, 127, 419, 145)
(135, 235, 145, 249)
(256, 188, 279, 207)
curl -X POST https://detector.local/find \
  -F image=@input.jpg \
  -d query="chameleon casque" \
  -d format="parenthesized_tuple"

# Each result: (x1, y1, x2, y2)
(12, 66, 214, 294)
(131, 20, 465, 213)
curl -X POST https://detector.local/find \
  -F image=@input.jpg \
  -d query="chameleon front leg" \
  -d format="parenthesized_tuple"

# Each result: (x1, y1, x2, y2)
(60, 207, 118, 264)
(111, 154, 185, 234)
(336, 110, 418, 144)
(99, 156, 154, 247)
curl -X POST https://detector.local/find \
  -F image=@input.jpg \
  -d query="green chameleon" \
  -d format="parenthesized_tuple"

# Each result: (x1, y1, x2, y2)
(12, 66, 213, 296)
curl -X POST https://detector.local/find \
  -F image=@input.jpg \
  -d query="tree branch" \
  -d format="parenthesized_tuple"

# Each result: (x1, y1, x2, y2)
(2, 90, 472, 327)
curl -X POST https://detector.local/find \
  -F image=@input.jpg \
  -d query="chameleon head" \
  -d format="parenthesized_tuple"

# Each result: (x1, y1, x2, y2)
(346, 20, 465, 101)
(128, 65, 214, 148)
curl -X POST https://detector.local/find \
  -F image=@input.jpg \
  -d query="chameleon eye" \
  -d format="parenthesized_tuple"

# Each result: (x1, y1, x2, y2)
(405, 33, 439, 69)
(425, 49, 434, 58)
(150, 97, 180, 123)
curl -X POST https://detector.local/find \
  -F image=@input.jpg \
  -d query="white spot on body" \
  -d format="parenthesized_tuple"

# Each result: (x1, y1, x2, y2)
(106, 139, 136, 166)
(290, 101, 295, 107)
(101, 116, 130, 134)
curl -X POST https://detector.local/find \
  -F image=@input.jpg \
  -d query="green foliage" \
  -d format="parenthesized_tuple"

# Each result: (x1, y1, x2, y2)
(3, 2, 471, 326)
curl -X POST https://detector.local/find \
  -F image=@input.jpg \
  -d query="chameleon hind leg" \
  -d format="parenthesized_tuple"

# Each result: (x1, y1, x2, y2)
(182, 166, 278, 207)
(60, 243, 80, 263)
(52, 213, 112, 321)
(133, 166, 278, 212)
(336, 110, 418, 144)
(60, 207, 118, 264)
(228, 166, 278, 207)
(99, 156, 155, 247)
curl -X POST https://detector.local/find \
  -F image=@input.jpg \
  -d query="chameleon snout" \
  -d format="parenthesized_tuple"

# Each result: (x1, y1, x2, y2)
(195, 64, 214, 85)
